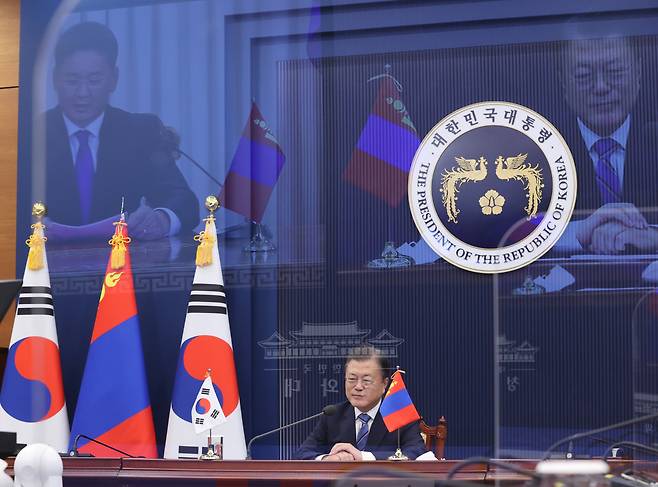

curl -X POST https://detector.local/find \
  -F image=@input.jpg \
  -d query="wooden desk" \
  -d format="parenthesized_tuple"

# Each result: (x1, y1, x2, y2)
(2, 458, 533, 486)
(4, 456, 657, 486)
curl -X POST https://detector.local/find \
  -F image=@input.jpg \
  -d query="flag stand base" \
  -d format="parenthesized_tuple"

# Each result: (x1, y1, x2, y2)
(367, 241, 413, 269)
(200, 428, 223, 461)
(200, 448, 222, 461)
(243, 223, 276, 253)
(387, 448, 409, 461)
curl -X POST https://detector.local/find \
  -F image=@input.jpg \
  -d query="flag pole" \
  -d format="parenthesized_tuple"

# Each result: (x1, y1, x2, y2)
(388, 366, 409, 460)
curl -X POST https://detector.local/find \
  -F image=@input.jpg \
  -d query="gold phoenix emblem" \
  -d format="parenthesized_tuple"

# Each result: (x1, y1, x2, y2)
(494, 153, 543, 219)
(440, 153, 543, 223)
(479, 190, 506, 215)
(440, 156, 488, 223)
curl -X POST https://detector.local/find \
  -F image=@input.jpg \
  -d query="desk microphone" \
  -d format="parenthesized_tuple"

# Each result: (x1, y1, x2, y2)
(160, 126, 224, 189)
(566, 436, 626, 459)
(246, 404, 337, 459)
(543, 411, 658, 460)
(69, 433, 138, 458)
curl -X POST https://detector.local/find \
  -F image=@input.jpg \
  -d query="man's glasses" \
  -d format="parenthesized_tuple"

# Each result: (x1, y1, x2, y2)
(568, 65, 632, 89)
(345, 376, 376, 388)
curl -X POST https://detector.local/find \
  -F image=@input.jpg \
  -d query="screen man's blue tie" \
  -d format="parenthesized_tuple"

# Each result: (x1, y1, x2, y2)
(593, 137, 622, 204)
(356, 413, 370, 451)
(75, 130, 94, 224)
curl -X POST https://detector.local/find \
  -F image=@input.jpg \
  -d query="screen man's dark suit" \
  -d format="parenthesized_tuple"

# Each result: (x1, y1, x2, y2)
(295, 400, 427, 460)
(560, 115, 658, 221)
(44, 105, 199, 231)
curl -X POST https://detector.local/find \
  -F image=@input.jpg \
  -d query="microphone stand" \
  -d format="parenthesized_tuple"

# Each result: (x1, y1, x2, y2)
(161, 126, 275, 246)
(69, 434, 137, 458)
(543, 411, 658, 460)
(246, 410, 327, 460)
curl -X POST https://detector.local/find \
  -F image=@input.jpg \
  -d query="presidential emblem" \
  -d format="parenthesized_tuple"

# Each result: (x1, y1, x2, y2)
(409, 102, 576, 273)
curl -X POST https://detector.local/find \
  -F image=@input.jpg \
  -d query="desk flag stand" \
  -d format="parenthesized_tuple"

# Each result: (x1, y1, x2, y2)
(382, 367, 420, 461)
(198, 369, 223, 461)
(243, 221, 276, 253)
(200, 430, 222, 461)
(388, 367, 409, 461)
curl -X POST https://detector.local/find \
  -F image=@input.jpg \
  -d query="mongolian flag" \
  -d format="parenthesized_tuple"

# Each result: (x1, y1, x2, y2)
(343, 74, 420, 207)
(0, 216, 69, 452)
(219, 102, 286, 223)
(69, 218, 157, 457)
(380, 370, 420, 432)
(164, 211, 246, 459)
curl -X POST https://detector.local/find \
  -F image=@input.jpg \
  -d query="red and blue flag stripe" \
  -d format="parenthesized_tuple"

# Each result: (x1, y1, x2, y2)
(69, 224, 157, 457)
(380, 370, 420, 432)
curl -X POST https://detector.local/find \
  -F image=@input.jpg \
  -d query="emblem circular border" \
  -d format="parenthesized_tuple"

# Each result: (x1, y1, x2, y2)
(408, 101, 577, 274)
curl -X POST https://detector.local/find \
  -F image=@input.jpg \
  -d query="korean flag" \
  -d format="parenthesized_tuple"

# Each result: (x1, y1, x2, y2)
(191, 375, 227, 434)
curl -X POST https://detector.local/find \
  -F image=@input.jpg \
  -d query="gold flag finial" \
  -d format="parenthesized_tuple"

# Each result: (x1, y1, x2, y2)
(26, 202, 48, 270)
(205, 195, 219, 213)
(194, 196, 219, 267)
(32, 201, 47, 219)
(109, 213, 131, 270)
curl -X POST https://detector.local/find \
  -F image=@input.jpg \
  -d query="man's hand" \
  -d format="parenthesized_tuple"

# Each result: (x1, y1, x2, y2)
(589, 221, 628, 254)
(321, 451, 356, 461)
(128, 197, 171, 240)
(615, 226, 658, 253)
(576, 203, 648, 248)
(324, 443, 362, 461)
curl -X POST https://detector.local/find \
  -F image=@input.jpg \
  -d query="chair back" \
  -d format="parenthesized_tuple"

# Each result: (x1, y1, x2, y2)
(419, 416, 447, 460)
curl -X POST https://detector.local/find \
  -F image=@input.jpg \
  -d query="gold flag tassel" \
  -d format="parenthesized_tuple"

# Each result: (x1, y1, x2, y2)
(26, 222, 47, 270)
(109, 220, 131, 270)
(194, 196, 220, 267)
(194, 215, 216, 267)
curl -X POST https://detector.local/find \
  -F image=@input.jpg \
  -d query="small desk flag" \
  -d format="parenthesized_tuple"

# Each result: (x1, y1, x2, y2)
(191, 374, 227, 434)
(380, 370, 420, 432)
(219, 102, 286, 223)
(343, 72, 420, 207)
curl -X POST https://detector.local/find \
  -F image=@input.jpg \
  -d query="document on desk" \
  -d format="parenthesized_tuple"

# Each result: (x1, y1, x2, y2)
(642, 260, 658, 282)
(397, 239, 441, 265)
(533, 265, 575, 292)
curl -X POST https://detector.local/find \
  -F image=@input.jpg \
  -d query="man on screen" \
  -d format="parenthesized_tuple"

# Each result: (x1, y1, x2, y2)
(557, 36, 658, 254)
(295, 347, 426, 461)
(45, 21, 198, 239)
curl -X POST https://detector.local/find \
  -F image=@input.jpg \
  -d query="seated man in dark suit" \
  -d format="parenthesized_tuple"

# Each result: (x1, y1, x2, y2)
(556, 36, 658, 254)
(45, 21, 198, 240)
(296, 347, 426, 461)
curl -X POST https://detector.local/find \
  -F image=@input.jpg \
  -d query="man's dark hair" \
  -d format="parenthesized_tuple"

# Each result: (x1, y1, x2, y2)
(55, 22, 118, 68)
(345, 346, 390, 380)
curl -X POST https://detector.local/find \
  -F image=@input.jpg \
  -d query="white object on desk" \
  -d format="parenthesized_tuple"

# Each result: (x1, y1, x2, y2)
(535, 459, 609, 475)
(0, 459, 11, 487)
(533, 265, 575, 293)
(642, 260, 658, 283)
(415, 450, 439, 461)
(14, 443, 62, 487)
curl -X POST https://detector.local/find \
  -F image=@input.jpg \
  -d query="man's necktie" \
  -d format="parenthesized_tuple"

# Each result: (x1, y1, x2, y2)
(355, 413, 370, 451)
(75, 130, 94, 224)
(592, 137, 622, 204)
